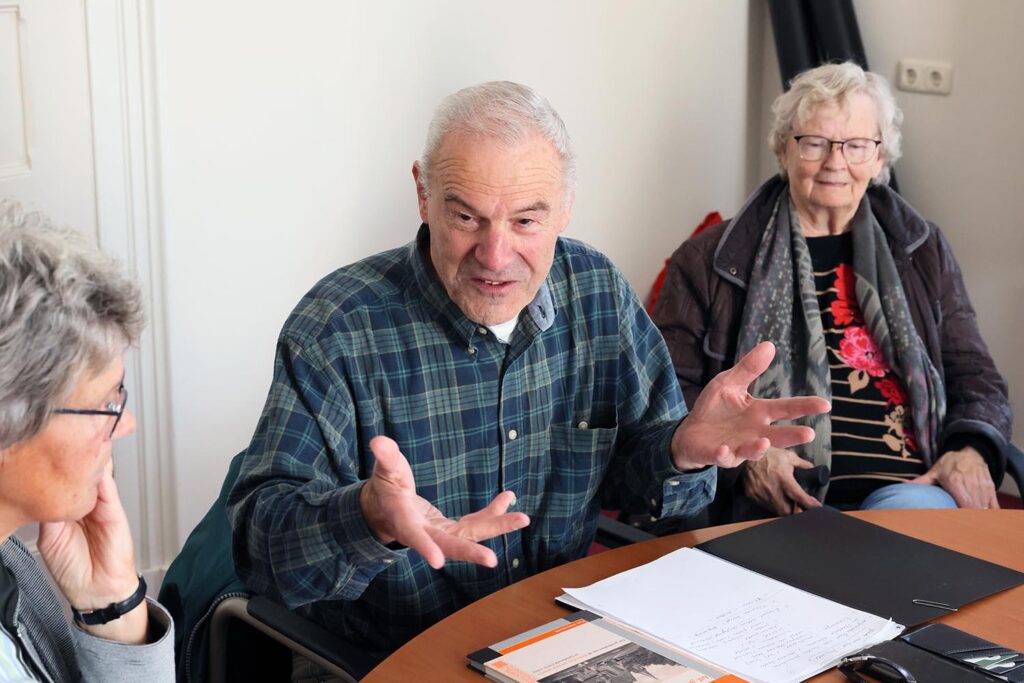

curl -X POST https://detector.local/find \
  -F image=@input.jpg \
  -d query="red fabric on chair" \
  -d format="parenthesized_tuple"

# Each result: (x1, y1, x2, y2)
(646, 211, 723, 314)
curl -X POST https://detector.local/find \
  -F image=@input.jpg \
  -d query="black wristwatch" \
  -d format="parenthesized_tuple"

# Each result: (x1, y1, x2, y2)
(71, 575, 147, 626)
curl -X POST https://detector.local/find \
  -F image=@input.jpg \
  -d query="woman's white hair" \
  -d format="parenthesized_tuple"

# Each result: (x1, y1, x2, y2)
(418, 81, 576, 203)
(0, 201, 143, 449)
(767, 62, 903, 185)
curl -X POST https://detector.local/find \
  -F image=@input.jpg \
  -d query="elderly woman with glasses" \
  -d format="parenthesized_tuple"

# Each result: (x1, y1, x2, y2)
(653, 62, 1011, 522)
(0, 202, 173, 681)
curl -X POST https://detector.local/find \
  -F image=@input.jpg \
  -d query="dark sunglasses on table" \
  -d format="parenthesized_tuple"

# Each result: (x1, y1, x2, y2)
(839, 654, 918, 683)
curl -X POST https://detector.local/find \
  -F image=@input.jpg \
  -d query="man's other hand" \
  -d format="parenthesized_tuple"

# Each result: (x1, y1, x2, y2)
(359, 436, 531, 569)
(671, 341, 831, 470)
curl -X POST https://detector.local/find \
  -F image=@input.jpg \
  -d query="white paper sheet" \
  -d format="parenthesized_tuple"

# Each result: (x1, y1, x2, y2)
(564, 548, 903, 683)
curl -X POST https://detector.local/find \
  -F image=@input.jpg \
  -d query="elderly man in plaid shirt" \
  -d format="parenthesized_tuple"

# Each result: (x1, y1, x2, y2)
(226, 81, 829, 679)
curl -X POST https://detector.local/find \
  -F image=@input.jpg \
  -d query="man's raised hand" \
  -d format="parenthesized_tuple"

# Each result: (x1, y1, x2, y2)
(672, 341, 831, 470)
(359, 436, 530, 569)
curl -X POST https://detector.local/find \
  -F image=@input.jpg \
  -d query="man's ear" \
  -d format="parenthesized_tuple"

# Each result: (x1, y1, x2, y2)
(412, 161, 429, 223)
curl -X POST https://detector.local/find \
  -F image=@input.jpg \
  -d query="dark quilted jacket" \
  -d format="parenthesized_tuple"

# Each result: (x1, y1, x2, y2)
(652, 177, 1012, 519)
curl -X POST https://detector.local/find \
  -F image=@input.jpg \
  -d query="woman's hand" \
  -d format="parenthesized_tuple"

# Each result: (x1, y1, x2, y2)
(36, 461, 148, 644)
(742, 447, 823, 516)
(910, 447, 999, 509)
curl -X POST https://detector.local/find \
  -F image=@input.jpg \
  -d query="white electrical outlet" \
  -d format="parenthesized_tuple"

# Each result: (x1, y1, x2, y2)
(896, 59, 953, 95)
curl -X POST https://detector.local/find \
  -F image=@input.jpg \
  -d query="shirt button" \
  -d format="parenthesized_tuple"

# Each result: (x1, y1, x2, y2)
(508, 429, 518, 441)
(668, 479, 680, 487)
(383, 558, 395, 564)
(511, 558, 520, 569)
(729, 266, 738, 275)
(478, 327, 488, 335)
(650, 498, 658, 507)
(467, 346, 477, 355)
(577, 420, 589, 429)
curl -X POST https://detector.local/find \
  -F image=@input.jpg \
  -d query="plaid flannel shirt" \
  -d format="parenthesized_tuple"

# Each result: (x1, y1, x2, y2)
(226, 225, 715, 660)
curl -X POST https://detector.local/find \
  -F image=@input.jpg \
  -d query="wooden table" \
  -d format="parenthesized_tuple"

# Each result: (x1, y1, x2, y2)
(364, 509, 1024, 682)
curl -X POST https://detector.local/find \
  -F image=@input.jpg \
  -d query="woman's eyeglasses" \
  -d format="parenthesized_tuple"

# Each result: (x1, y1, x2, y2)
(793, 135, 881, 164)
(53, 385, 128, 439)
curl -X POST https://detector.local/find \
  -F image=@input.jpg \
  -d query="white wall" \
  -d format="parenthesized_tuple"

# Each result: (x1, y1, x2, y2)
(153, 0, 1023, 551)
(754, 1, 1023, 487)
(152, 1, 762, 546)
(857, 1, 1024, 458)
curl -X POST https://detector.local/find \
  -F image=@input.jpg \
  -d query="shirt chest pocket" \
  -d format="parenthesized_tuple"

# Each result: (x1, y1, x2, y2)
(547, 424, 618, 501)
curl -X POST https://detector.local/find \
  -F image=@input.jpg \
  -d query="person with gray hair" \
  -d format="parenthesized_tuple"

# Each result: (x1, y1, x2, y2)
(225, 80, 828, 679)
(0, 201, 174, 681)
(654, 62, 1010, 524)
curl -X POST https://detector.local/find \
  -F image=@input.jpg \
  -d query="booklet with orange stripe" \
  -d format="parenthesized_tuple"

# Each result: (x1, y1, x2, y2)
(467, 610, 747, 683)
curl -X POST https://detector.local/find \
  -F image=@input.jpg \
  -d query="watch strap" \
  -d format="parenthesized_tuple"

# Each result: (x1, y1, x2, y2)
(71, 575, 147, 626)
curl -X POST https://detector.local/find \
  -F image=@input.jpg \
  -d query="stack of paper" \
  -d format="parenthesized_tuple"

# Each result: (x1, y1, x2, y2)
(562, 548, 904, 683)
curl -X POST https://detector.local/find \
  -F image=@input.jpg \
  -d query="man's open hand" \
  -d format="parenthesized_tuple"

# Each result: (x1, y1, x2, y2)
(672, 341, 831, 470)
(359, 436, 530, 569)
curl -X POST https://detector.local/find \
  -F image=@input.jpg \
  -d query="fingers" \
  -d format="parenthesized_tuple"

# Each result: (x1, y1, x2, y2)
(743, 449, 821, 516)
(699, 443, 764, 469)
(690, 426, 815, 467)
(730, 437, 771, 462)
(369, 435, 408, 480)
(743, 452, 790, 515)
(920, 449, 997, 509)
(392, 505, 447, 569)
(426, 528, 499, 568)
(396, 491, 531, 570)
(481, 490, 518, 517)
(758, 479, 792, 517)
(781, 478, 821, 510)
(91, 461, 125, 516)
(366, 438, 530, 570)
(764, 396, 832, 423)
(362, 437, 422, 549)
(950, 478, 998, 510)
(460, 491, 531, 540)
(763, 424, 817, 450)
(766, 492, 792, 516)
(726, 341, 777, 389)
(941, 478, 973, 508)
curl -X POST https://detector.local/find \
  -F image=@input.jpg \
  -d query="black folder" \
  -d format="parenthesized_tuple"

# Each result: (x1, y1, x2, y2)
(695, 507, 1024, 627)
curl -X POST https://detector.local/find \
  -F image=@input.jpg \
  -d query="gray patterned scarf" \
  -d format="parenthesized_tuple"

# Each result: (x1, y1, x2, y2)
(735, 188, 946, 486)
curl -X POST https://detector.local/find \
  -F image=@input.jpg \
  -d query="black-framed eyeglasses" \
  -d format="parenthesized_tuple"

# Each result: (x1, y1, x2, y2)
(53, 385, 128, 439)
(793, 135, 881, 164)
(839, 654, 918, 683)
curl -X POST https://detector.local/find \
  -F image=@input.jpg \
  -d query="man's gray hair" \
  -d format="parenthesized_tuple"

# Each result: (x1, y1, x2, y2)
(0, 201, 143, 449)
(418, 81, 577, 200)
(768, 62, 903, 185)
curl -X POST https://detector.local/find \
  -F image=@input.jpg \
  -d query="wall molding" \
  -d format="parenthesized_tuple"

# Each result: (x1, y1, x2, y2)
(0, 3, 31, 178)
(84, 0, 177, 573)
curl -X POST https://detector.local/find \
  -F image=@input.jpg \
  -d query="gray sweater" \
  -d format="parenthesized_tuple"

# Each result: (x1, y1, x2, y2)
(0, 536, 174, 683)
